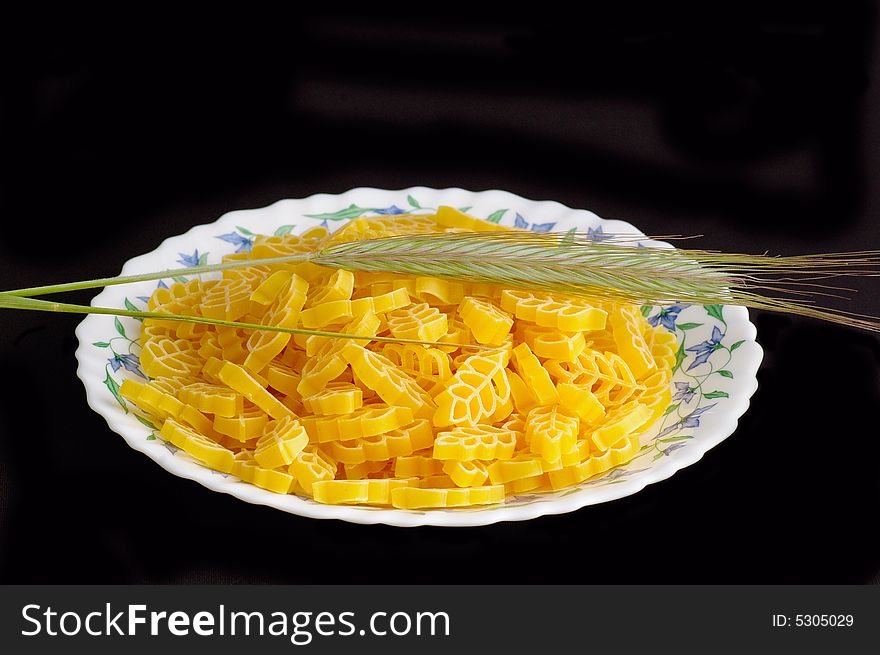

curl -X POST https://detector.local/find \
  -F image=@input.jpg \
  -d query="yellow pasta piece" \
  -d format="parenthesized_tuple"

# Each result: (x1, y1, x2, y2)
(499, 290, 606, 332)
(300, 288, 410, 328)
(196, 278, 250, 323)
(250, 270, 293, 307)
(297, 312, 381, 397)
(504, 473, 551, 495)
(160, 418, 235, 473)
(394, 454, 444, 478)
(433, 350, 513, 427)
(433, 425, 517, 461)
(432, 205, 510, 232)
(547, 436, 640, 489)
(591, 401, 653, 451)
(312, 478, 418, 505)
(217, 361, 294, 420)
(300, 404, 414, 443)
(178, 382, 243, 418)
(487, 453, 545, 485)
(520, 325, 586, 361)
(380, 343, 453, 383)
(302, 382, 363, 416)
(525, 405, 579, 463)
(635, 369, 673, 425)
(458, 296, 513, 345)
(413, 277, 466, 305)
(197, 331, 223, 360)
(505, 370, 540, 415)
(341, 342, 436, 419)
(213, 405, 269, 442)
(325, 417, 433, 464)
(556, 382, 606, 424)
(288, 447, 336, 495)
(343, 460, 388, 480)
(243, 274, 309, 372)
(390, 484, 505, 509)
(386, 303, 448, 342)
(442, 460, 489, 487)
(305, 269, 355, 307)
(510, 343, 558, 406)
(141, 338, 204, 379)
(254, 416, 310, 469)
(609, 305, 656, 379)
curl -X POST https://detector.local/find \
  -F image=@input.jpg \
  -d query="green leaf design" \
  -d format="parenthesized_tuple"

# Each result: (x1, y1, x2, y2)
(92, 341, 111, 348)
(114, 317, 126, 337)
(103, 371, 127, 412)
(676, 322, 703, 331)
(662, 402, 680, 416)
(198, 252, 209, 266)
(672, 342, 686, 373)
(729, 340, 745, 352)
(274, 224, 296, 236)
(640, 305, 652, 317)
(172, 276, 188, 283)
(124, 298, 143, 322)
(717, 370, 734, 378)
(457, 206, 472, 213)
(407, 194, 421, 209)
(705, 304, 726, 324)
(304, 204, 375, 221)
(134, 414, 157, 430)
(703, 390, 730, 399)
(146, 434, 157, 441)
(236, 225, 255, 236)
(658, 434, 693, 444)
(485, 209, 508, 224)
(560, 227, 578, 245)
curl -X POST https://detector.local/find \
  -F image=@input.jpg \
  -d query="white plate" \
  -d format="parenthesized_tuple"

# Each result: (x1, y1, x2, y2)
(74, 187, 763, 526)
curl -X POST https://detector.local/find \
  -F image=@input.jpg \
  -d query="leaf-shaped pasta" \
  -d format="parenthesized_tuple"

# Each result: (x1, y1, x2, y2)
(433, 350, 513, 427)
(140, 338, 204, 379)
(608, 304, 656, 379)
(200, 278, 252, 322)
(524, 405, 580, 463)
(500, 289, 607, 332)
(340, 342, 436, 419)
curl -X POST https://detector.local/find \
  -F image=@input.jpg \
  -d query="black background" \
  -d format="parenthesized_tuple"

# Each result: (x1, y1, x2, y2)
(1, 4, 878, 583)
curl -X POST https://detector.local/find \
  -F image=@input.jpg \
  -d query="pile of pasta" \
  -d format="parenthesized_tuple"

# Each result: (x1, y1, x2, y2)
(120, 207, 678, 509)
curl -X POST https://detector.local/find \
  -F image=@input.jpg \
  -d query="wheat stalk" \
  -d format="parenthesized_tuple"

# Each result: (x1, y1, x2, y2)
(3, 230, 880, 332)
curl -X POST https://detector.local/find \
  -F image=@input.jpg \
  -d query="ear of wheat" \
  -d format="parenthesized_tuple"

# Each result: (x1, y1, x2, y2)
(2, 230, 879, 335)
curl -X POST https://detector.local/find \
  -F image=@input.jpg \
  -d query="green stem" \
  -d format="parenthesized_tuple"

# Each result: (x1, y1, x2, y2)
(0, 295, 483, 350)
(0, 253, 315, 297)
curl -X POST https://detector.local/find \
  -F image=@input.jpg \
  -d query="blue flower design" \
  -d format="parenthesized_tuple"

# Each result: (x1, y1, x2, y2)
(373, 205, 406, 215)
(672, 381, 696, 403)
(662, 442, 688, 457)
(216, 232, 253, 253)
(157, 280, 169, 289)
(655, 403, 717, 438)
(514, 213, 529, 229)
(136, 296, 151, 304)
(586, 225, 612, 241)
(108, 353, 148, 379)
(685, 325, 724, 370)
(321, 219, 330, 228)
(530, 221, 556, 232)
(647, 305, 685, 331)
(177, 250, 202, 267)
(680, 403, 716, 428)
